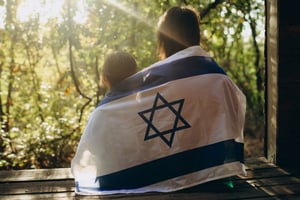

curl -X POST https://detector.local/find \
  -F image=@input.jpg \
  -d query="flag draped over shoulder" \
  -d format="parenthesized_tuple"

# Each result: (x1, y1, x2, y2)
(71, 46, 247, 195)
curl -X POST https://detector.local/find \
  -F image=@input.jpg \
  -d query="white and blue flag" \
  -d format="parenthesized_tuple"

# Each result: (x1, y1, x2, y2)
(71, 46, 247, 195)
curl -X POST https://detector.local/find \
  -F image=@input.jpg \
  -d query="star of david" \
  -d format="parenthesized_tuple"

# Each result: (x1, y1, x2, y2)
(138, 93, 191, 147)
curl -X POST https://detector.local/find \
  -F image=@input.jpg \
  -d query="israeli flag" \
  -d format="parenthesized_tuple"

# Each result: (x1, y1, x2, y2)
(71, 46, 247, 195)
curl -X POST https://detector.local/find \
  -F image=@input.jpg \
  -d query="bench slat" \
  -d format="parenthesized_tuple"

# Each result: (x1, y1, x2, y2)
(0, 158, 300, 199)
(0, 168, 73, 182)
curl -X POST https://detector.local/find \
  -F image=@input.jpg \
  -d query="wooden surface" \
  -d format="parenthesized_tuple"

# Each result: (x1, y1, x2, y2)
(0, 157, 300, 200)
(266, 0, 300, 167)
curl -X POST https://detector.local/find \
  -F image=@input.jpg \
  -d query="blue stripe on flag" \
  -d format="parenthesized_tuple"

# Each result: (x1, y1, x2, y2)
(99, 56, 226, 106)
(94, 139, 243, 190)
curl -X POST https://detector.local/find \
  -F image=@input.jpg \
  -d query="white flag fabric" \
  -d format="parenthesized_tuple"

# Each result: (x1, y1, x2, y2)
(71, 46, 247, 195)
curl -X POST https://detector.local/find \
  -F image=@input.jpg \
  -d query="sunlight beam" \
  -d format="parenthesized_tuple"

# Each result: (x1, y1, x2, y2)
(105, 0, 154, 28)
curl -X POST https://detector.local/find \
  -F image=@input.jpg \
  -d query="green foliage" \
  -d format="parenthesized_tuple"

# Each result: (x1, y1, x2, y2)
(0, 0, 265, 169)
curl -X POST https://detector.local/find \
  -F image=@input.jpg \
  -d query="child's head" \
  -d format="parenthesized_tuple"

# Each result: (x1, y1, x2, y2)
(156, 6, 200, 59)
(102, 51, 137, 89)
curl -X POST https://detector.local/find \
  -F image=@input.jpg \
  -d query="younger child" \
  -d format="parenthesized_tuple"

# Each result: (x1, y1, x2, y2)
(101, 50, 137, 90)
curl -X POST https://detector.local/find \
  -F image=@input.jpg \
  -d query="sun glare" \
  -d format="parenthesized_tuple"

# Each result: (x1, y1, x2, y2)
(0, 7, 5, 29)
(16, 0, 87, 24)
(73, 0, 88, 24)
(0, 0, 143, 29)
(17, 0, 64, 23)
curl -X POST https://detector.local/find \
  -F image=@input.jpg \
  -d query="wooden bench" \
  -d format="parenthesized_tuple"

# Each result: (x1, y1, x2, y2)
(0, 157, 300, 200)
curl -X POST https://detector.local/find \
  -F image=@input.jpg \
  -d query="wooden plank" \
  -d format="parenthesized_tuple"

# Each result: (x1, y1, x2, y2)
(246, 177, 300, 196)
(283, 168, 300, 179)
(1, 158, 300, 200)
(265, 0, 278, 165)
(247, 176, 300, 186)
(0, 168, 73, 182)
(0, 180, 74, 195)
(0, 157, 271, 183)
(257, 184, 300, 197)
(0, 176, 272, 200)
(242, 166, 291, 180)
(0, 192, 75, 200)
(244, 157, 277, 169)
(0, 187, 273, 200)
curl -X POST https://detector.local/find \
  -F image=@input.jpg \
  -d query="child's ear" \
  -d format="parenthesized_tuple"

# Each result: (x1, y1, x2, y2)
(101, 74, 111, 90)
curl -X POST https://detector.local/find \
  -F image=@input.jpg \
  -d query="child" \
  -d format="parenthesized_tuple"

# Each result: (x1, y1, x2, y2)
(101, 50, 137, 90)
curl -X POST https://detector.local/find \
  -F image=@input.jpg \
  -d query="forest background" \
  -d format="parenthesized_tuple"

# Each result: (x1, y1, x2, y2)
(0, 0, 265, 169)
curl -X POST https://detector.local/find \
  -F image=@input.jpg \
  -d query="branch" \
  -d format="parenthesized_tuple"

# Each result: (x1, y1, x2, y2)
(0, 62, 4, 123)
(66, 0, 92, 123)
(243, 0, 263, 114)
